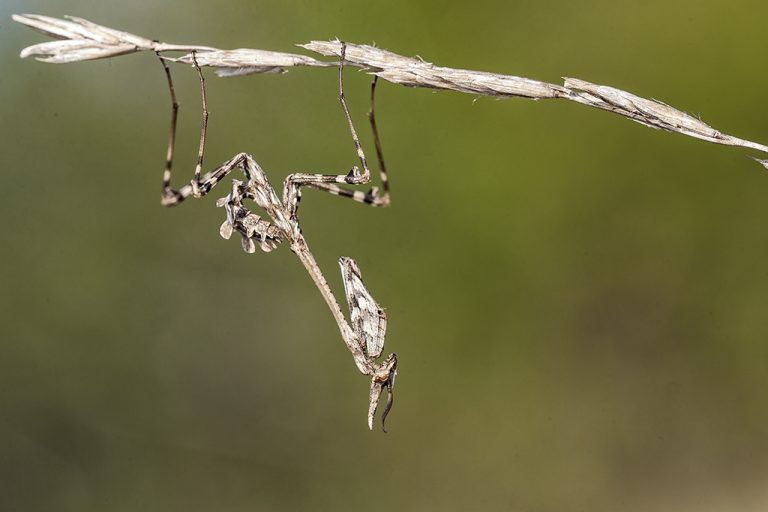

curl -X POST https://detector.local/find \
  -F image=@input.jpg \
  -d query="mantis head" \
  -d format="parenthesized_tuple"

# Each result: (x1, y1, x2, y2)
(368, 353, 397, 432)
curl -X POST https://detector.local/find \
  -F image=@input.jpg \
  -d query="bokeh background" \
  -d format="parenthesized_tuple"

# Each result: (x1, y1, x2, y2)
(3, 1, 768, 510)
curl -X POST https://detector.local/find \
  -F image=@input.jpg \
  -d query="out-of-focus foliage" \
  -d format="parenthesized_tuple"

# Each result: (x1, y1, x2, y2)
(3, 1, 768, 510)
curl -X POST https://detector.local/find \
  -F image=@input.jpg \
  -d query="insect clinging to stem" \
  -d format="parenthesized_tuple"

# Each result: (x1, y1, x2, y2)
(155, 42, 399, 430)
(14, 11, 399, 431)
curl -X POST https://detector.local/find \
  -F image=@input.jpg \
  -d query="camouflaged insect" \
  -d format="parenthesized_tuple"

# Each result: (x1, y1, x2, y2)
(16, 16, 402, 430)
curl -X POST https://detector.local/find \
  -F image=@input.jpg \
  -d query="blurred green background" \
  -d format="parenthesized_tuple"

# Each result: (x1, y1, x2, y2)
(3, 1, 768, 510)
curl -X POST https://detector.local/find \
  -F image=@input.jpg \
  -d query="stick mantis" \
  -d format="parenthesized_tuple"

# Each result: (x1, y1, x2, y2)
(15, 14, 398, 431)
(164, 47, 397, 431)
